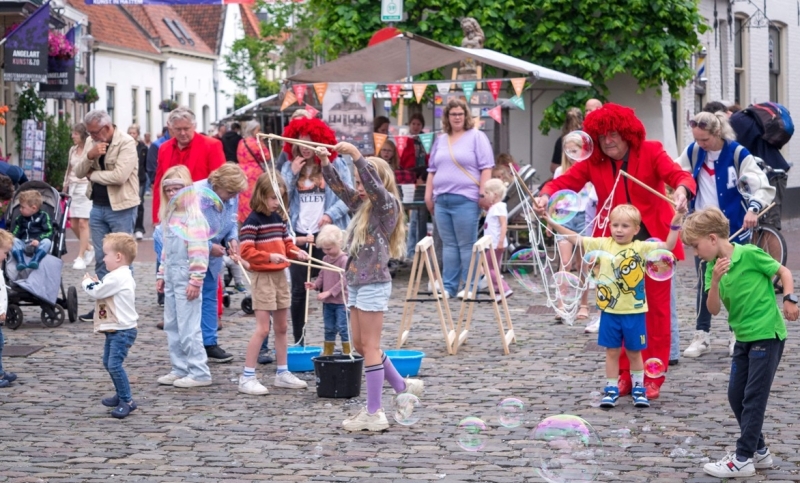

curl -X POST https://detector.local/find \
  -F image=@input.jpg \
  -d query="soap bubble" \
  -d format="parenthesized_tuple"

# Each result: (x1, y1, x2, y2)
(457, 417, 487, 451)
(589, 391, 602, 408)
(644, 358, 666, 378)
(393, 393, 421, 425)
(166, 186, 226, 242)
(547, 190, 581, 224)
(644, 249, 676, 281)
(529, 415, 603, 483)
(583, 250, 614, 283)
(563, 131, 594, 162)
(737, 172, 761, 200)
(497, 398, 525, 428)
(509, 248, 551, 292)
(645, 237, 663, 244)
(553, 271, 582, 304)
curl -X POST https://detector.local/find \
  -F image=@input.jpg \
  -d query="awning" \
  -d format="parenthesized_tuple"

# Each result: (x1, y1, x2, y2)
(288, 32, 591, 89)
(230, 94, 279, 117)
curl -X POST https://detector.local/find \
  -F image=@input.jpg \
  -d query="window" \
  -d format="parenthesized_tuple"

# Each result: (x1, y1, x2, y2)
(769, 26, 781, 103)
(145, 90, 152, 136)
(733, 17, 747, 106)
(74, 24, 83, 70)
(175, 91, 183, 105)
(106, 85, 116, 122)
(188, 93, 196, 113)
(131, 88, 138, 125)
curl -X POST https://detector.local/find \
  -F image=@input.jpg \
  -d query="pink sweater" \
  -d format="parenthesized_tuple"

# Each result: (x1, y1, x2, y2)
(313, 251, 348, 304)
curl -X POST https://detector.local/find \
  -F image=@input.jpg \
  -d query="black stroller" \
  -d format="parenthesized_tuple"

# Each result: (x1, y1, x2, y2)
(3, 181, 79, 329)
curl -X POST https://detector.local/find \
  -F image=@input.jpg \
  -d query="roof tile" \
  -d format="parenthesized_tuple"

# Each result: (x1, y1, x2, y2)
(66, 0, 159, 55)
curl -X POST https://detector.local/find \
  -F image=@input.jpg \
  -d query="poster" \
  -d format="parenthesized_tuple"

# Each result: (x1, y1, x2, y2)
(22, 120, 46, 181)
(3, 2, 49, 83)
(323, 83, 374, 155)
(40, 27, 76, 99)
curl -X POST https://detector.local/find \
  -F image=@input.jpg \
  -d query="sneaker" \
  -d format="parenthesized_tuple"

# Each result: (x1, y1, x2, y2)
(274, 371, 308, 389)
(79, 310, 94, 322)
(205, 345, 234, 363)
(1, 372, 17, 384)
(134, 231, 143, 241)
(83, 249, 95, 265)
(495, 289, 514, 302)
(729, 332, 737, 356)
(684, 330, 711, 358)
(257, 351, 274, 364)
(101, 394, 120, 407)
(72, 257, 86, 270)
(156, 321, 164, 330)
(668, 359, 679, 366)
(703, 453, 755, 478)
(477, 277, 489, 289)
(632, 385, 650, 408)
(400, 378, 424, 397)
(157, 373, 182, 385)
(238, 375, 269, 395)
(111, 400, 137, 419)
(599, 386, 619, 408)
(173, 376, 212, 388)
(457, 290, 465, 299)
(584, 317, 600, 334)
(342, 407, 390, 432)
(0, 379, 9, 388)
(234, 283, 247, 293)
(157, 292, 164, 306)
(617, 376, 632, 397)
(753, 448, 773, 469)
(644, 381, 661, 400)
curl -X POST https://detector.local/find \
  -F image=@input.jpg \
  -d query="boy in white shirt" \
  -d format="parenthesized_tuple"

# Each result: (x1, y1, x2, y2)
(0, 230, 18, 388)
(82, 233, 139, 419)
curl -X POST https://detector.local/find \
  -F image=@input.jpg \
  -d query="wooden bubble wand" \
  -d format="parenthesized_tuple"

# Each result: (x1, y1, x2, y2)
(728, 202, 776, 241)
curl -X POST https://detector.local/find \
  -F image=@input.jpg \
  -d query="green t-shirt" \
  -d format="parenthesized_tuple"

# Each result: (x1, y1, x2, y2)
(704, 243, 786, 342)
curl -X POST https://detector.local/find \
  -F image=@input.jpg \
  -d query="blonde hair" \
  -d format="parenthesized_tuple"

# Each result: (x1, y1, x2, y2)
(19, 190, 43, 209)
(561, 107, 583, 136)
(349, 156, 406, 259)
(0, 229, 13, 250)
(208, 163, 247, 194)
(103, 232, 138, 264)
(291, 109, 312, 121)
(158, 165, 193, 222)
(316, 224, 344, 248)
(560, 130, 585, 173)
(483, 178, 507, 201)
(681, 207, 730, 244)
(250, 172, 289, 220)
(610, 204, 642, 227)
(692, 111, 736, 141)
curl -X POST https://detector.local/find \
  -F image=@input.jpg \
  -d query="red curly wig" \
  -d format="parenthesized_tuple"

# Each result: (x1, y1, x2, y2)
(281, 117, 338, 163)
(582, 103, 646, 163)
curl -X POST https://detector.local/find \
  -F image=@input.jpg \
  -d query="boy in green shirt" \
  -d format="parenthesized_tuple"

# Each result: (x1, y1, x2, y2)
(682, 207, 798, 478)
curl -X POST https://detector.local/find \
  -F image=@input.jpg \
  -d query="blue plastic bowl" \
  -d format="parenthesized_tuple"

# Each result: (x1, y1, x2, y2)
(383, 350, 425, 377)
(288, 346, 322, 372)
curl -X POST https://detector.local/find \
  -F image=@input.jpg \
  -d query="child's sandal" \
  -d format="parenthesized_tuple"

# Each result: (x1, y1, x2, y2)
(577, 305, 590, 320)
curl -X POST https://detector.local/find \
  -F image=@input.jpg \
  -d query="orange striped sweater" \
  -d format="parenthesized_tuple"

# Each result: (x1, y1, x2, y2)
(240, 211, 301, 272)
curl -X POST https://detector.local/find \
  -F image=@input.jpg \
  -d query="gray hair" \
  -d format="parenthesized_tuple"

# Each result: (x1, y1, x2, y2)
(242, 120, 261, 138)
(84, 110, 112, 127)
(167, 106, 197, 127)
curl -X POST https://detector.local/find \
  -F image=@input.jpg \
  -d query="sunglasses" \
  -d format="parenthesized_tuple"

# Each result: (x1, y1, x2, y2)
(689, 120, 709, 129)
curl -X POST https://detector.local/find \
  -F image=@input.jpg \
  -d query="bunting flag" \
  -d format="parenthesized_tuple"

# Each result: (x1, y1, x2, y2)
(304, 103, 319, 118)
(488, 105, 503, 124)
(461, 81, 476, 103)
(418, 132, 434, 154)
(280, 91, 297, 111)
(487, 80, 502, 101)
(313, 83, 328, 103)
(436, 82, 451, 95)
(412, 84, 427, 104)
(387, 84, 402, 105)
(363, 83, 378, 102)
(510, 78, 526, 98)
(291, 84, 307, 104)
(373, 133, 388, 154)
(509, 95, 525, 110)
(395, 136, 410, 158)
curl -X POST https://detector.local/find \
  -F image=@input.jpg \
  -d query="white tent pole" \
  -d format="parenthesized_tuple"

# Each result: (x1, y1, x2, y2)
(405, 37, 412, 81)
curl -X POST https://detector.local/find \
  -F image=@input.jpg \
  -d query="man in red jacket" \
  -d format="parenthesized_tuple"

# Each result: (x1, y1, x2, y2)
(535, 103, 696, 400)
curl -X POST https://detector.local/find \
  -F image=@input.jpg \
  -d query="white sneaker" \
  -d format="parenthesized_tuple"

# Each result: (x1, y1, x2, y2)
(495, 289, 513, 302)
(173, 376, 212, 388)
(400, 377, 424, 397)
(72, 257, 86, 270)
(457, 290, 465, 299)
(238, 375, 269, 395)
(729, 332, 737, 356)
(683, 330, 711, 358)
(134, 231, 143, 241)
(477, 277, 488, 289)
(753, 448, 773, 469)
(274, 371, 307, 389)
(584, 317, 601, 334)
(427, 281, 447, 299)
(157, 373, 182, 385)
(83, 249, 95, 265)
(342, 407, 390, 432)
(703, 452, 755, 478)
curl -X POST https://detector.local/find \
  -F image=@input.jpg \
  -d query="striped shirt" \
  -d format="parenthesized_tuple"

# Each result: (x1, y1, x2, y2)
(240, 211, 301, 272)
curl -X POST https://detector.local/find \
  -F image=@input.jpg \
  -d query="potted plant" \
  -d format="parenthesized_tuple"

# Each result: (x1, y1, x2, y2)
(159, 99, 179, 112)
(48, 31, 77, 61)
(75, 84, 99, 104)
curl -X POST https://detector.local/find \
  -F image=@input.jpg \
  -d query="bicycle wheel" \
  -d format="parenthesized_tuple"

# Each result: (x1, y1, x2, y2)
(750, 224, 787, 286)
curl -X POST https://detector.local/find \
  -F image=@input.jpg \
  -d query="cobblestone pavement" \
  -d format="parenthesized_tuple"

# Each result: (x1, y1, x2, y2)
(1, 219, 799, 482)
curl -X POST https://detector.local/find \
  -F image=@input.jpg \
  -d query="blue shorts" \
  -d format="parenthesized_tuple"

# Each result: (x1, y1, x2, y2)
(346, 282, 391, 312)
(598, 312, 647, 351)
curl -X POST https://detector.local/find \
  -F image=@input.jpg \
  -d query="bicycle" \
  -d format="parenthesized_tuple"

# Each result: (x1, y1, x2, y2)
(750, 163, 788, 290)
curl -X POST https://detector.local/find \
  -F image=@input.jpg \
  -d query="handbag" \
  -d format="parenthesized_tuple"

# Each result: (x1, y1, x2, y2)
(446, 135, 479, 186)
(243, 139, 268, 172)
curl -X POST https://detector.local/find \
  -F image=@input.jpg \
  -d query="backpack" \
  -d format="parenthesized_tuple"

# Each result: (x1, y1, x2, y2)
(744, 102, 794, 149)
(689, 142, 769, 182)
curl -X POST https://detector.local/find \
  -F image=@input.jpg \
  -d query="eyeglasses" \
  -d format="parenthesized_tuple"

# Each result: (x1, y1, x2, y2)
(87, 125, 108, 136)
(448, 111, 465, 118)
(164, 186, 185, 195)
(689, 120, 709, 129)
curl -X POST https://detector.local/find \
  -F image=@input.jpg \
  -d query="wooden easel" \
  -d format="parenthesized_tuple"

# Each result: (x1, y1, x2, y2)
(397, 236, 456, 355)
(453, 235, 516, 355)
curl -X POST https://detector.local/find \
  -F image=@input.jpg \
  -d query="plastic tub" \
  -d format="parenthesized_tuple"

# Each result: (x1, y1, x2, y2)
(383, 349, 425, 377)
(312, 354, 364, 398)
(287, 346, 322, 372)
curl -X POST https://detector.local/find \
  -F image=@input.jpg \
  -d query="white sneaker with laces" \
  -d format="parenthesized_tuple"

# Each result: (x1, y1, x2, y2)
(72, 257, 86, 270)
(83, 249, 95, 265)
(753, 448, 773, 469)
(683, 330, 711, 358)
(400, 377, 424, 397)
(703, 452, 755, 478)
(584, 317, 601, 334)
(157, 373, 182, 385)
(342, 407, 390, 432)
(274, 371, 308, 389)
(729, 332, 737, 356)
(238, 375, 269, 395)
(173, 376, 212, 388)
(134, 231, 143, 241)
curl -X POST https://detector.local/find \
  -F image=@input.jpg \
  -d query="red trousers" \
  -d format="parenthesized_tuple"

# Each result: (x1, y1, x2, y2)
(618, 276, 670, 387)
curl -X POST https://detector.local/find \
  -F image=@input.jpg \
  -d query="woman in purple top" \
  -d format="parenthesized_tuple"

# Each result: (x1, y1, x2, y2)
(424, 98, 495, 298)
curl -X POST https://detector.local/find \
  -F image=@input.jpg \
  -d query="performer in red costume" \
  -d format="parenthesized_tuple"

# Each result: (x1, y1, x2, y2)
(535, 103, 696, 399)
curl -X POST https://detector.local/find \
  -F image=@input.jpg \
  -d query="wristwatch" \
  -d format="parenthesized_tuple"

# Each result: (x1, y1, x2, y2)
(783, 294, 798, 304)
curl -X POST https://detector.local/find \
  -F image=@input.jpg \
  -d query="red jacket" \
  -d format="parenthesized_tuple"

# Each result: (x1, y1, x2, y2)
(540, 140, 696, 260)
(152, 134, 225, 222)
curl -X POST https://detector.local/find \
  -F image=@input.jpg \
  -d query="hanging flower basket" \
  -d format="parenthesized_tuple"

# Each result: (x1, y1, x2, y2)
(49, 31, 77, 61)
(159, 99, 179, 112)
(75, 84, 99, 104)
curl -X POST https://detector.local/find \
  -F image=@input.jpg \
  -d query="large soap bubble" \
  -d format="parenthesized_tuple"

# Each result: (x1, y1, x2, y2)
(393, 393, 421, 425)
(497, 397, 525, 428)
(166, 186, 225, 242)
(508, 248, 550, 292)
(563, 131, 594, 162)
(529, 415, 603, 483)
(737, 172, 761, 200)
(547, 190, 581, 225)
(457, 417, 488, 451)
(644, 249, 677, 281)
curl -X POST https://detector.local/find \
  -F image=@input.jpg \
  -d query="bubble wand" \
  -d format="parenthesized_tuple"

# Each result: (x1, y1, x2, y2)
(619, 171, 676, 206)
(728, 202, 776, 241)
(261, 133, 336, 150)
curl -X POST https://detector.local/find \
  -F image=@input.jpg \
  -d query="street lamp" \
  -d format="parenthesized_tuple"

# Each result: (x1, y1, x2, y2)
(167, 63, 177, 101)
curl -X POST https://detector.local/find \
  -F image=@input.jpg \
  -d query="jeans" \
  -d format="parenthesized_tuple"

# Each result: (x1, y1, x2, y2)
(201, 256, 223, 347)
(135, 181, 146, 234)
(729, 337, 785, 459)
(89, 205, 136, 279)
(323, 303, 349, 342)
(670, 274, 680, 361)
(434, 193, 481, 297)
(12, 238, 52, 257)
(0, 325, 5, 375)
(694, 256, 713, 332)
(102, 328, 138, 402)
(289, 239, 323, 345)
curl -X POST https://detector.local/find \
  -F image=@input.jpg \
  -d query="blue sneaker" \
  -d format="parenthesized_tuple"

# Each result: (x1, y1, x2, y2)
(111, 400, 137, 419)
(0, 379, 8, 388)
(632, 384, 650, 408)
(102, 394, 120, 408)
(1, 372, 17, 383)
(234, 283, 247, 293)
(600, 385, 619, 408)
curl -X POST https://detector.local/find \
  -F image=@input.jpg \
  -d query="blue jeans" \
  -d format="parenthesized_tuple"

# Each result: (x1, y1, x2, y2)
(323, 303, 349, 342)
(670, 274, 680, 361)
(0, 325, 5, 376)
(89, 205, 136, 279)
(434, 193, 481, 297)
(694, 256, 712, 332)
(102, 328, 137, 402)
(12, 238, 52, 256)
(201, 256, 223, 347)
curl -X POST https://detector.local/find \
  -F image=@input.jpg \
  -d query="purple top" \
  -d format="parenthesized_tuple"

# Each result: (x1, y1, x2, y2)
(313, 251, 348, 304)
(428, 129, 495, 201)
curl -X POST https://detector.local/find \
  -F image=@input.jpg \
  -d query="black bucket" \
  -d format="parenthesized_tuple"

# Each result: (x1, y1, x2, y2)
(312, 355, 364, 398)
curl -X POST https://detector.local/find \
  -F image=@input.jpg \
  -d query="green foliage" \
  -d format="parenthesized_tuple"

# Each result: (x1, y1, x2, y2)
(234, 93, 251, 110)
(75, 84, 99, 104)
(44, 115, 72, 191)
(256, 78, 281, 99)
(13, 85, 46, 159)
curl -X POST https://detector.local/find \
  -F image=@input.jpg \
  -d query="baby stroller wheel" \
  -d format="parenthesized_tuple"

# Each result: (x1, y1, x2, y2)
(223, 293, 230, 308)
(67, 286, 78, 323)
(223, 271, 232, 287)
(241, 295, 253, 314)
(41, 305, 65, 328)
(5, 305, 24, 330)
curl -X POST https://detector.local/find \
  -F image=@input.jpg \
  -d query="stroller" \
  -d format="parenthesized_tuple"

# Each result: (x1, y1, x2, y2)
(3, 181, 79, 329)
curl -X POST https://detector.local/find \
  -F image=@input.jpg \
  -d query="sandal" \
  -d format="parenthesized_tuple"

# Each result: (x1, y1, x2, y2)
(577, 305, 590, 320)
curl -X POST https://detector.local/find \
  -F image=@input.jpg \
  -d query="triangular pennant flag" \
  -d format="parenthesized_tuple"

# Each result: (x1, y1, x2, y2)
(373, 132, 388, 155)
(313, 83, 328, 103)
(395, 136, 409, 158)
(510, 78, 526, 98)
(412, 84, 427, 104)
(436, 82, 451, 95)
(291, 84, 307, 104)
(304, 103, 319, 118)
(418, 132, 434, 154)
(280, 91, 297, 111)
(461, 81, 476, 103)
(487, 80, 502, 101)
(363, 83, 378, 102)
(488, 105, 503, 124)
(387, 84, 402, 105)
(509, 95, 525, 110)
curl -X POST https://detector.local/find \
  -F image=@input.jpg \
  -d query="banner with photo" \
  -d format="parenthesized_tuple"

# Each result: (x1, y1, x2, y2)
(322, 83, 374, 155)
(21, 120, 46, 181)
(39, 27, 76, 99)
